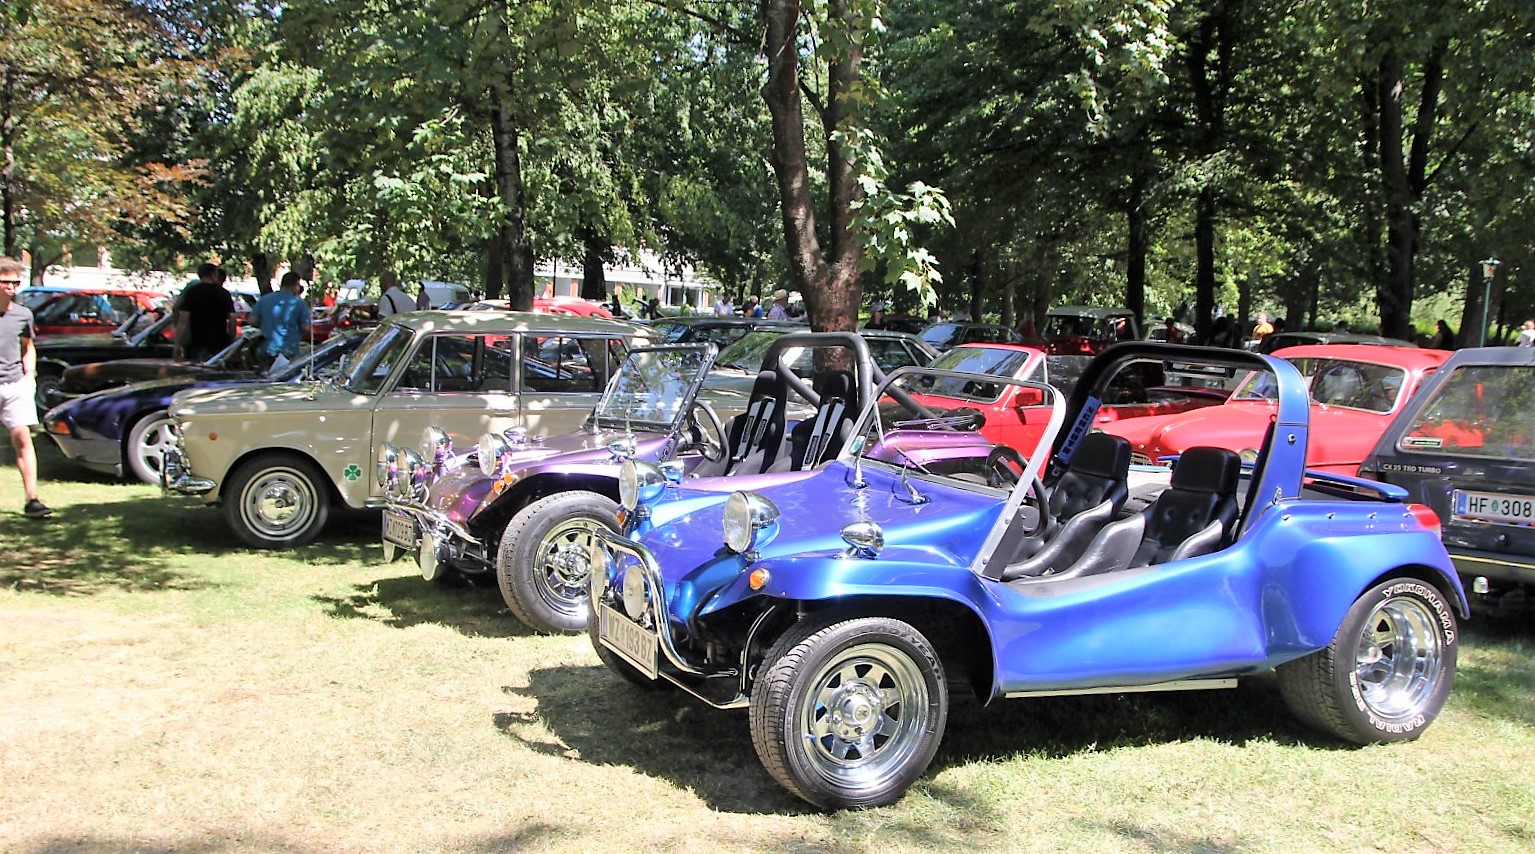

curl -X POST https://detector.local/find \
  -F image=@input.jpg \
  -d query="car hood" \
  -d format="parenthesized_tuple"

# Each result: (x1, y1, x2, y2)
(635, 460, 1006, 619)
(171, 380, 341, 415)
(1103, 400, 1277, 458)
(63, 359, 248, 392)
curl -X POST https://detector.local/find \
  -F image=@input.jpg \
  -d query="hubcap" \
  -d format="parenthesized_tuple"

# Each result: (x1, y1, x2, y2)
(1353, 595, 1444, 721)
(800, 643, 929, 788)
(536, 519, 601, 614)
(242, 468, 315, 538)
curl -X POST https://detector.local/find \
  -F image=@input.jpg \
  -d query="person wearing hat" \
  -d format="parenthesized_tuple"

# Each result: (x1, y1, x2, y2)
(767, 288, 791, 320)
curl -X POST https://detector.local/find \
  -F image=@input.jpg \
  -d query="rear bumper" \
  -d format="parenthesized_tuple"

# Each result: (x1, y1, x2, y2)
(1450, 548, 1535, 586)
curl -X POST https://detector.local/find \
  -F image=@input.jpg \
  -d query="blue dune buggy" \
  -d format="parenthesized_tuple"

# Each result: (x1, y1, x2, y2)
(587, 343, 1465, 809)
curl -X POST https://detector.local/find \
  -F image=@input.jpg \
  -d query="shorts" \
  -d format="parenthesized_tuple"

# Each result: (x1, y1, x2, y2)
(0, 375, 38, 429)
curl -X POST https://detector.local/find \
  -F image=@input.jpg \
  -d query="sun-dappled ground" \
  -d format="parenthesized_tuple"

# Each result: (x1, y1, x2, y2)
(2, 440, 1533, 853)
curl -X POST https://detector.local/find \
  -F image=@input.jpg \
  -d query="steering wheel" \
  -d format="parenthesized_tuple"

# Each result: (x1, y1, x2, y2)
(684, 399, 727, 462)
(986, 445, 1049, 537)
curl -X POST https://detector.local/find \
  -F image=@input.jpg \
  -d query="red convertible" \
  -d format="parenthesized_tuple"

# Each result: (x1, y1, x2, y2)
(1101, 343, 1451, 476)
(908, 344, 1227, 456)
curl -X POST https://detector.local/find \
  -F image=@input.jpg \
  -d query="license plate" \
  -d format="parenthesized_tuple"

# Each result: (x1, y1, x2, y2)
(598, 604, 658, 679)
(1453, 490, 1535, 526)
(382, 510, 418, 548)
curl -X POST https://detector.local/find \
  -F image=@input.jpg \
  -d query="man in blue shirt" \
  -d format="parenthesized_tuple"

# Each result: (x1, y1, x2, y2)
(253, 272, 312, 373)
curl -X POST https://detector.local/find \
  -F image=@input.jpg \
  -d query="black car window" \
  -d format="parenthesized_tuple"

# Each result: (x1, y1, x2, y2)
(1396, 364, 1535, 461)
(520, 335, 624, 393)
(398, 334, 514, 393)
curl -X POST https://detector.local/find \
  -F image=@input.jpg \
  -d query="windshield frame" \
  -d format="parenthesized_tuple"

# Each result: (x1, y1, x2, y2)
(339, 322, 413, 394)
(591, 343, 717, 431)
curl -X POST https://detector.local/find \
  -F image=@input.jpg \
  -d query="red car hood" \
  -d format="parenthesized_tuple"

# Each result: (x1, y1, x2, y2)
(1103, 399, 1389, 473)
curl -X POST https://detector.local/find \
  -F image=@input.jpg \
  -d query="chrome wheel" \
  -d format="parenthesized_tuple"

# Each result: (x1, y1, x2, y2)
(798, 643, 931, 790)
(1352, 595, 1445, 723)
(534, 519, 600, 618)
(127, 411, 178, 484)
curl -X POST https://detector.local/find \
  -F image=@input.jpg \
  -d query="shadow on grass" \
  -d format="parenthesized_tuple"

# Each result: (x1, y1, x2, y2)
(311, 568, 534, 639)
(497, 664, 1330, 819)
(1452, 618, 1535, 728)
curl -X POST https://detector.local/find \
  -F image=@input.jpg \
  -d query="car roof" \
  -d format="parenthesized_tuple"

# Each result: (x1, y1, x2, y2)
(1269, 343, 1452, 369)
(1047, 306, 1134, 317)
(385, 309, 645, 335)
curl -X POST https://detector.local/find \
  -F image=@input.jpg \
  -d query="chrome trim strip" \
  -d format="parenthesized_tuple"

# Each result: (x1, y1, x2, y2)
(1003, 678, 1238, 699)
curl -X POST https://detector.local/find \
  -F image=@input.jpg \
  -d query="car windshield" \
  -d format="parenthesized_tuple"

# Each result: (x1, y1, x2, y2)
(715, 330, 782, 372)
(273, 330, 368, 382)
(1290, 357, 1406, 413)
(919, 347, 1036, 402)
(340, 323, 412, 394)
(918, 324, 961, 347)
(1396, 364, 1535, 460)
(1043, 314, 1095, 338)
(593, 346, 714, 429)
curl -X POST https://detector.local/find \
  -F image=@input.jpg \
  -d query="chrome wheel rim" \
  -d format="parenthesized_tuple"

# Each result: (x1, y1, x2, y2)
(799, 643, 929, 788)
(240, 466, 318, 540)
(534, 518, 601, 617)
(1353, 595, 1444, 722)
(132, 416, 179, 481)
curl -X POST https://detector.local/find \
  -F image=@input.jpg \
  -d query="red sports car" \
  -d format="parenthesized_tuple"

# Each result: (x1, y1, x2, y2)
(1101, 343, 1452, 476)
(30, 289, 166, 337)
(907, 345, 1228, 456)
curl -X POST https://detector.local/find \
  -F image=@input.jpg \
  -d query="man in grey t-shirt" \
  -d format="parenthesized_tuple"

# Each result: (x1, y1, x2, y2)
(0, 257, 51, 518)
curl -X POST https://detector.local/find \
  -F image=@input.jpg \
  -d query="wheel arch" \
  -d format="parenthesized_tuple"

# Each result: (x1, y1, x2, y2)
(1363, 563, 1470, 620)
(774, 594, 998, 702)
(219, 447, 343, 505)
(469, 471, 622, 540)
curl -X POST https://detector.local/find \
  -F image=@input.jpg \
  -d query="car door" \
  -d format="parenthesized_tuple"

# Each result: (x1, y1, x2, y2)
(517, 334, 626, 435)
(369, 332, 523, 488)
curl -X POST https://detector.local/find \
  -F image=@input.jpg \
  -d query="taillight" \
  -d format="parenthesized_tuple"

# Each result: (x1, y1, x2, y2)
(1406, 503, 1441, 537)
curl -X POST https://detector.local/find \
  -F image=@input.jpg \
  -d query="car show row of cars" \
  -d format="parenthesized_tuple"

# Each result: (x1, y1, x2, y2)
(29, 301, 1532, 809)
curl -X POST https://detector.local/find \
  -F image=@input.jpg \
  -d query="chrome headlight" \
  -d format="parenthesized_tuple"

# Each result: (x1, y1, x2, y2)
(401, 447, 428, 499)
(421, 426, 452, 467)
(723, 491, 780, 555)
(503, 426, 529, 446)
(619, 460, 666, 511)
(478, 432, 511, 478)
(621, 564, 648, 619)
(376, 442, 400, 490)
(1238, 447, 1259, 464)
(607, 436, 638, 460)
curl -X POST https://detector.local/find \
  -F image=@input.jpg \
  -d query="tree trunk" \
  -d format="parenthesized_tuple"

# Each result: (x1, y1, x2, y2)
(1, 62, 16, 259)
(1126, 173, 1148, 327)
(1184, 4, 1228, 343)
(489, 88, 533, 310)
(760, 0, 862, 335)
(580, 228, 608, 302)
(251, 251, 273, 295)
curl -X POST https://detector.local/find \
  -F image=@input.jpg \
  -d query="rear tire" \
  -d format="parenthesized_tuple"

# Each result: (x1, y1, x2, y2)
(750, 616, 947, 810)
(1277, 577, 1457, 744)
(497, 491, 618, 633)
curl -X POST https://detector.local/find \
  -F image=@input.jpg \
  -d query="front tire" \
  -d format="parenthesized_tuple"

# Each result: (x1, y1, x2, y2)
(34, 370, 63, 412)
(497, 491, 618, 633)
(1278, 577, 1457, 744)
(750, 617, 948, 810)
(223, 453, 332, 549)
(126, 410, 178, 484)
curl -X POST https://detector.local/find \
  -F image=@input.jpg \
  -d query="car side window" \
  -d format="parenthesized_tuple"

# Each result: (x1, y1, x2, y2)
(520, 335, 615, 393)
(1399, 364, 1535, 460)
(398, 334, 512, 393)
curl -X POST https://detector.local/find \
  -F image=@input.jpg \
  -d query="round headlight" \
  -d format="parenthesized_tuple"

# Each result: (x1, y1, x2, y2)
(621, 564, 648, 619)
(421, 426, 452, 465)
(376, 442, 399, 489)
(1238, 447, 1259, 464)
(478, 432, 510, 478)
(723, 491, 780, 555)
(401, 447, 428, 499)
(619, 460, 666, 511)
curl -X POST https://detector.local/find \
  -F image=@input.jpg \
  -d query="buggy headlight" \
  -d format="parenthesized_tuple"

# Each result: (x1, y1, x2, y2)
(1239, 447, 1259, 464)
(723, 491, 780, 555)
(377, 442, 399, 489)
(619, 460, 666, 511)
(478, 432, 510, 477)
(421, 426, 452, 466)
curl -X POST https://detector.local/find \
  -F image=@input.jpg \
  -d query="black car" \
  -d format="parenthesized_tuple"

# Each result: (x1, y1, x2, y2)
(918, 320, 1024, 352)
(1257, 331, 1417, 355)
(1358, 346, 1535, 597)
(33, 310, 177, 408)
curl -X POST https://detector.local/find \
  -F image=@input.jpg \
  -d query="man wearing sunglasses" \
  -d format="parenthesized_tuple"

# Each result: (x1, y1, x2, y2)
(0, 257, 51, 518)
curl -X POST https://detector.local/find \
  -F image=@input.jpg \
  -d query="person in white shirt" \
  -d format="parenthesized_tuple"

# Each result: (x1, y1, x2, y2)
(1517, 319, 1535, 347)
(767, 289, 790, 320)
(714, 295, 735, 316)
(377, 269, 413, 316)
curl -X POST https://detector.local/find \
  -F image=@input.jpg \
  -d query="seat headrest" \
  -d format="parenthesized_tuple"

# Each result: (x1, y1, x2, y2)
(816, 370, 854, 404)
(749, 369, 787, 404)
(1068, 432, 1132, 481)
(1169, 447, 1240, 494)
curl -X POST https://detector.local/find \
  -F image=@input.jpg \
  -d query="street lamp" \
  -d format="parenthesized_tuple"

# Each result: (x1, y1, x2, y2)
(1480, 257, 1500, 347)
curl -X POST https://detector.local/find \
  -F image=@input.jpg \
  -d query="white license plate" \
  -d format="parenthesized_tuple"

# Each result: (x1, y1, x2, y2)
(598, 604, 659, 679)
(1453, 490, 1535, 526)
(382, 510, 418, 547)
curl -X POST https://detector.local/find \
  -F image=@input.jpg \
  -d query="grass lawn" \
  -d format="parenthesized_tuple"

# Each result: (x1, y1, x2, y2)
(2, 440, 1533, 853)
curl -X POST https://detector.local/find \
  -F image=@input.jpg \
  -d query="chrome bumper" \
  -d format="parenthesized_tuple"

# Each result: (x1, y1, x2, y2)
(378, 498, 483, 578)
(159, 446, 216, 496)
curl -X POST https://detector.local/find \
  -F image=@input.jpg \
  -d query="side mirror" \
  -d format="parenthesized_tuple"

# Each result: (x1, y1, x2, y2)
(1013, 387, 1044, 409)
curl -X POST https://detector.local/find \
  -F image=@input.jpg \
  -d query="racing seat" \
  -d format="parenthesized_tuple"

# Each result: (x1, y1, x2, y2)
(691, 369, 788, 477)
(993, 432, 1132, 580)
(1032, 446, 1241, 581)
(771, 370, 856, 472)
